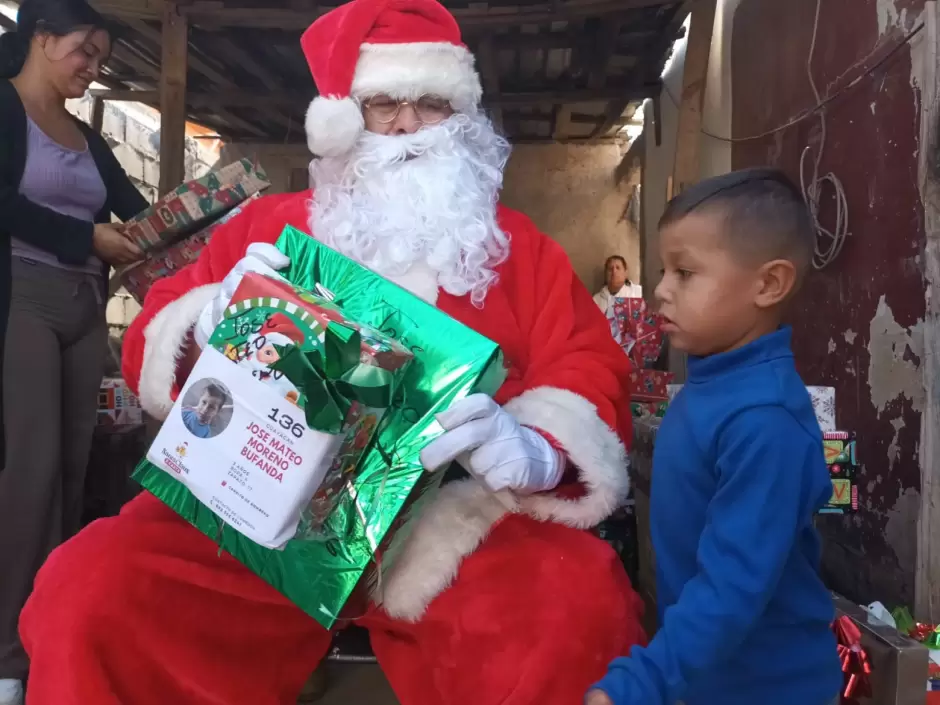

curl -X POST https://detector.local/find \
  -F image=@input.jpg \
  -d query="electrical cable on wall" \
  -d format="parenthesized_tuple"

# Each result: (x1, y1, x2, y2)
(801, 0, 848, 270)
(661, 14, 924, 268)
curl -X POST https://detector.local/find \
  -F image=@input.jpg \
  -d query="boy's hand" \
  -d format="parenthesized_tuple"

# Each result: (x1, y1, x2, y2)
(585, 690, 614, 705)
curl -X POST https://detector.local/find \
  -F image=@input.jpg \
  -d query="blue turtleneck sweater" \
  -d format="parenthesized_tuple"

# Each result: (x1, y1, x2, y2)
(595, 327, 840, 705)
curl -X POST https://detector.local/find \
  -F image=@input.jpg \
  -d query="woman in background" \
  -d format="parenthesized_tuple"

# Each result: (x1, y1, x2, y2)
(0, 1, 146, 701)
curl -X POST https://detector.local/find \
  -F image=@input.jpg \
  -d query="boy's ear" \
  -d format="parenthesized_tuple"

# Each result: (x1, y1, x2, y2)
(754, 259, 798, 309)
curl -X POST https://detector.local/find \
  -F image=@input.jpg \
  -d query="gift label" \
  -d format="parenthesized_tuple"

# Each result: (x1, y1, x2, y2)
(147, 346, 344, 549)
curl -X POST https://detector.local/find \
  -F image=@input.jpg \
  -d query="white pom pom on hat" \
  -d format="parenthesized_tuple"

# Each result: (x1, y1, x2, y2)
(300, 0, 483, 157)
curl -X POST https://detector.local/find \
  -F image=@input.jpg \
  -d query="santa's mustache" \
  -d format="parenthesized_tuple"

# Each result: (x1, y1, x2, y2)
(308, 111, 511, 307)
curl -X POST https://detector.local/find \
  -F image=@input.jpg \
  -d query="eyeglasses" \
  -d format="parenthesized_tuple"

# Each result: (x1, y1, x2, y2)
(362, 94, 454, 125)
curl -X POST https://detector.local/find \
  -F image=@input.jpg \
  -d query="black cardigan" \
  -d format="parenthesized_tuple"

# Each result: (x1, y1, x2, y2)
(0, 79, 149, 468)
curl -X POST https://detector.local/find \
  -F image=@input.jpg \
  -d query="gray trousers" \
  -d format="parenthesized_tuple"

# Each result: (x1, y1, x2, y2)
(0, 257, 108, 679)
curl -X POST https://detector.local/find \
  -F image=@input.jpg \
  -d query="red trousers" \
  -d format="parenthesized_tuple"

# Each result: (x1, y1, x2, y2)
(20, 493, 646, 705)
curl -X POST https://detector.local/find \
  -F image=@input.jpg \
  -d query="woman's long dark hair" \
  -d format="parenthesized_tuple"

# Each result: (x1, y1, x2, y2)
(0, 0, 108, 80)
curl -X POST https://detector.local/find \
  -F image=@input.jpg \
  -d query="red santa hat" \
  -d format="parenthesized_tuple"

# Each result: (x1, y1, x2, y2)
(253, 314, 305, 349)
(300, 0, 483, 157)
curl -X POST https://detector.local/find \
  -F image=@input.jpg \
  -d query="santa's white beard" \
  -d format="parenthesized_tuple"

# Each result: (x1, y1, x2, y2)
(308, 111, 511, 307)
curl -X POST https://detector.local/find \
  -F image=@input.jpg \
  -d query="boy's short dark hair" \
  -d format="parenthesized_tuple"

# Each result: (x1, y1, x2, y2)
(202, 383, 226, 402)
(605, 255, 627, 269)
(659, 168, 815, 274)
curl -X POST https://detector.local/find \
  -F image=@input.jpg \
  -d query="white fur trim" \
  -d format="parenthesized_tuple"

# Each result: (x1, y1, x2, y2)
(505, 387, 630, 528)
(386, 261, 439, 305)
(138, 284, 220, 421)
(306, 96, 365, 157)
(352, 42, 482, 111)
(377, 479, 516, 621)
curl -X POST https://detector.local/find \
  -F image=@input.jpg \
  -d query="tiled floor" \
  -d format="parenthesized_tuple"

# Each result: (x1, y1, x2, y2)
(314, 664, 399, 705)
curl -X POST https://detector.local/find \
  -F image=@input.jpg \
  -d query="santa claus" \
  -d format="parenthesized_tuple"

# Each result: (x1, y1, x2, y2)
(238, 313, 303, 404)
(17, 1, 646, 704)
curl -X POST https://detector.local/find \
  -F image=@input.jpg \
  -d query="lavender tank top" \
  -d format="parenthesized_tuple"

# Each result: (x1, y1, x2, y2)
(12, 116, 108, 275)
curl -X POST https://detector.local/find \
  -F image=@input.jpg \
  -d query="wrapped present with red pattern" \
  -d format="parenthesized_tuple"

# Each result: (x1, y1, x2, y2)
(609, 297, 666, 369)
(629, 368, 674, 403)
(124, 158, 269, 253)
(631, 400, 668, 419)
(119, 193, 261, 304)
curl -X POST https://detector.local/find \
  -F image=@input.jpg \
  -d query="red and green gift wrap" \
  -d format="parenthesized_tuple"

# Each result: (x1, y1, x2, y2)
(631, 400, 668, 419)
(609, 297, 667, 369)
(124, 158, 269, 254)
(819, 431, 859, 515)
(119, 193, 261, 304)
(218, 272, 416, 530)
(629, 368, 674, 403)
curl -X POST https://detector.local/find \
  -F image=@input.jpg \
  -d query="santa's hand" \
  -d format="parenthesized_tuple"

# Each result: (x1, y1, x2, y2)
(194, 243, 291, 348)
(420, 394, 565, 494)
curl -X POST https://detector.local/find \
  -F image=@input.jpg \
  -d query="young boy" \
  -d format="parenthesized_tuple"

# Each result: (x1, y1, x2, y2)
(588, 169, 841, 705)
(181, 383, 226, 439)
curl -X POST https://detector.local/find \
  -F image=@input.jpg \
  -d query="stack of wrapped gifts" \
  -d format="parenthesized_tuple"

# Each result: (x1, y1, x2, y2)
(114, 159, 270, 304)
(606, 297, 673, 418)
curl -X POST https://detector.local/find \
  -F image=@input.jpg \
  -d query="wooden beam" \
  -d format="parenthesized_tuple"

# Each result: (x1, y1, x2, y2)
(668, 0, 716, 382)
(212, 110, 268, 139)
(470, 28, 659, 53)
(552, 106, 573, 140)
(111, 41, 160, 79)
(590, 97, 632, 140)
(210, 34, 284, 88)
(158, 2, 188, 195)
(587, 19, 621, 90)
(917, 0, 940, 623)
(91, 97, 105, 132)
(124, 18, 297, 138)
(478, 35, 503, 131)
(587, 18, 626, 140)
(95, 0, 679, 24)
(176, 0, 680, 30)
(91, 83, 661, 108)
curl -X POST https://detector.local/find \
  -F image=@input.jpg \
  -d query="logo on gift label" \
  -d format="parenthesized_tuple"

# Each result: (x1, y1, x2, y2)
(161, 442, 191, 476)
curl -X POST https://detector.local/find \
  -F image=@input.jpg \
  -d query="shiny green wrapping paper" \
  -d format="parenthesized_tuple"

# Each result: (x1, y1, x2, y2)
(133, 225, 507, 628)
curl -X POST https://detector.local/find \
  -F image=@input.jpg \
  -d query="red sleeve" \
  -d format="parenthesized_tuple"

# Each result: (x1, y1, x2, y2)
(123, 191, 306, 419)
(494, 208, 633, 528)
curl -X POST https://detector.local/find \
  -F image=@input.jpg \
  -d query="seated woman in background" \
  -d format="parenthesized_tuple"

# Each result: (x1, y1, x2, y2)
(0, 1, 146, 702)
(593, 254, 643, 315)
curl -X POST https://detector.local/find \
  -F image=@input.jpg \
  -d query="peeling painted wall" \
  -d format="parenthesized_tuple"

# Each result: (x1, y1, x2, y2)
(733, 0, 926, 607)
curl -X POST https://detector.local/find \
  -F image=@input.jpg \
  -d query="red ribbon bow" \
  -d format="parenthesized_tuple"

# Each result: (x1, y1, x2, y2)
(832, 616, 873, 704)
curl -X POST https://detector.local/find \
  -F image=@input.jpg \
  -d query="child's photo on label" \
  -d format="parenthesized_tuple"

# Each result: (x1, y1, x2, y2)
(181, 378, 233, 439)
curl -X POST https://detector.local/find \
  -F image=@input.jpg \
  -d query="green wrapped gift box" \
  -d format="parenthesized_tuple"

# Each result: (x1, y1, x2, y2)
(133, 226, 507, 628)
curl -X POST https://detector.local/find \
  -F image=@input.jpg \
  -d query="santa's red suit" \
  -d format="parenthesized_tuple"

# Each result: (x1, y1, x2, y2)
(18, 1, 646, 703)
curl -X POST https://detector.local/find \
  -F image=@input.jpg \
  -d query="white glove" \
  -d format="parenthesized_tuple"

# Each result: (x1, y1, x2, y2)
(420, 394, 565, 495)
(194, 243, 291, 349)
